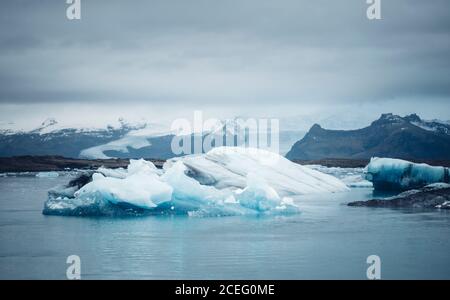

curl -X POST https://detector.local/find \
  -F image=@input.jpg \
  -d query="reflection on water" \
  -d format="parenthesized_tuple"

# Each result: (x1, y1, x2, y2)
(0, 176, 449, 279)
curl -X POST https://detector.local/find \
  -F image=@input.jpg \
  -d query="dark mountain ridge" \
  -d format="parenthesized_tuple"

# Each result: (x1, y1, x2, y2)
(286, 113, 450, 160)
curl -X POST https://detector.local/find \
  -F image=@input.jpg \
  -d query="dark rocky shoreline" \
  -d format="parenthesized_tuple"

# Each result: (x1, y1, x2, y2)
(348, 185, 450, 210)
(2, 155, 450, 173)
(0, 155, 165, 172)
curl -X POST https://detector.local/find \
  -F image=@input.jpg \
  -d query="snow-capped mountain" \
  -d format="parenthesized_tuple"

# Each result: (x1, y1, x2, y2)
(29, 118, 59, 134)
(0, 118, 151, 158)
(403, 113, 450, 136)
(0, 116, 305, 159)
(4, 113, 446, 160)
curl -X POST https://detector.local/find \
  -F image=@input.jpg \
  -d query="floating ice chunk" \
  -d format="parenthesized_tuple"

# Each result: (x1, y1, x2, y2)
(345, 180, 373, 188)
(341, 175, 373, 188)
(36, 171, 59, 178)
(365, 157, 449, 191)
(436, 201, 450, 209)
(305, 165, 372, 188)
(43, 147, 348, 217)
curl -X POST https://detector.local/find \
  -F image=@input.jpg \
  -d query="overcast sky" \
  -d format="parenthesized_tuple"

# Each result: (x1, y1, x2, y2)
(1, 0, 449, 129)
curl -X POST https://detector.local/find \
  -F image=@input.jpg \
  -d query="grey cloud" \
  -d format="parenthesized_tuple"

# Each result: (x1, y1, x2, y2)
(0, 0, 449, 117)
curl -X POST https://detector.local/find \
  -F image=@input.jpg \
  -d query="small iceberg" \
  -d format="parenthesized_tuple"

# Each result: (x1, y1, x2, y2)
(43, 147, 348, 217)
(36, 171, 59, 178)
(305, 165, 372, 188)
(365, 157, 449, 191)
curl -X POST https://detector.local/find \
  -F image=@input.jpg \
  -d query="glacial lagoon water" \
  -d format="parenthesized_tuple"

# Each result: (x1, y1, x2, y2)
(0, 174, 449, 279)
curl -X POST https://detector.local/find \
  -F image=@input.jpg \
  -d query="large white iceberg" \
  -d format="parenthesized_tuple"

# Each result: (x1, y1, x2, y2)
(43, 147, 349, 217)
(365, 157, 449, 191)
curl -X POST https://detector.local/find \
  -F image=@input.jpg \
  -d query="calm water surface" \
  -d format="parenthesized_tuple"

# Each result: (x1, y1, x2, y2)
(0, 175, 449, 279)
